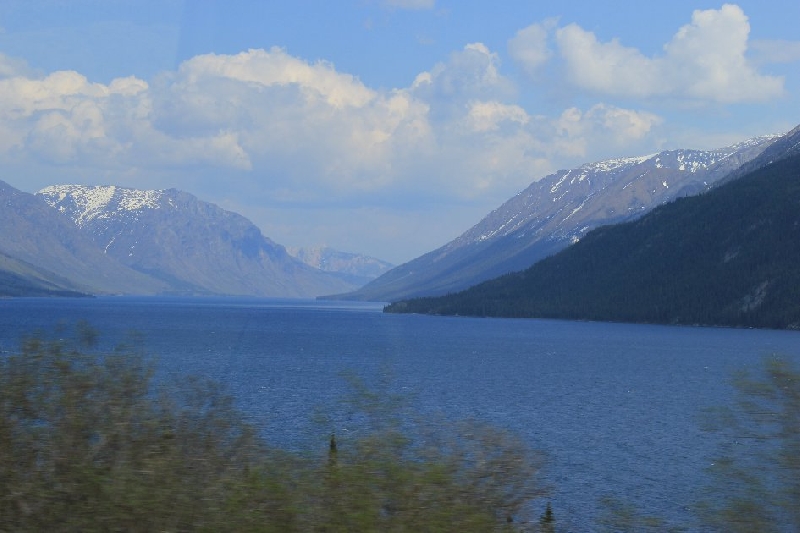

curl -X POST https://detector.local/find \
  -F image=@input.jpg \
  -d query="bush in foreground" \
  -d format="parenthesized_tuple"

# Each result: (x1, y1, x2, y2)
(0, 325, 548, 532)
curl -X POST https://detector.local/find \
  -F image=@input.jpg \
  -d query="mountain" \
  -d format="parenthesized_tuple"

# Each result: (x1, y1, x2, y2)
(715, 123, 800, 187)
(0, 180, 168, 297)
(332, 135, 779, 302)
(385, 148, 800, 329)
(37, 185, 359, 298)
(286, 246, 394, 287)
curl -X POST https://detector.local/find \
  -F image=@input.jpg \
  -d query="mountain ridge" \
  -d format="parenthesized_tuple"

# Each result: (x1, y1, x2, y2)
(37, 185, 361, 298)
(330, 133, 779, 302)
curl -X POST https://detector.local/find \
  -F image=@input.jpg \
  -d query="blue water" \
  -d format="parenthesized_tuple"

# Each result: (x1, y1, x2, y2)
(1, 296, 799, 530)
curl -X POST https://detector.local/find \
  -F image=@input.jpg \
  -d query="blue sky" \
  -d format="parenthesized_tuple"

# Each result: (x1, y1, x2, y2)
(1, 0, 798, 264)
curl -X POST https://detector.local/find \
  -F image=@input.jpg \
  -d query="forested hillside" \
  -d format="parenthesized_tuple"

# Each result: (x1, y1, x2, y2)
(386, 153, 800, 329)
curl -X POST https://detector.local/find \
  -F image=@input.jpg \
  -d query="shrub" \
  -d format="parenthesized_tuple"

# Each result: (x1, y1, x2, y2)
(0, 325, 547, 532)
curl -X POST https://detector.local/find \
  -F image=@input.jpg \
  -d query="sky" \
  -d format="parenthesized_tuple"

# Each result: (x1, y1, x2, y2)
(0, 1, 798, 265)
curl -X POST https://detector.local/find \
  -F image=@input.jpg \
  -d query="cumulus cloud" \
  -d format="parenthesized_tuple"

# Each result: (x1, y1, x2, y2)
(0, 70, 118, 161)
(0, 43, 666, 229)
(410, 42, 518, 133)
(507, 104, 660, 164)
(507, 20, 555, 77)
(466, 101, 529, 133)
(556, 105, 661, 149)
(173, 48, 374, 109)
(555, 24, 660, 98)
(0, 47, 432, 198)
(147, 48, 440, 195)
(0, 41, 682, 261)
(0, 2, 793, 263)
(412, 43, 513, 100)
(508, 4, 785, 103)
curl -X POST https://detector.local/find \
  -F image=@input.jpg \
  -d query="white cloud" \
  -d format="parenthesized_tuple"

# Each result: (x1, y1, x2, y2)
(584, 104, 663, 142)
(546, 104, 662, 161)
(0, 43, 666, 200)
(410, 42, 517, 130)
(0, 70, 118, 162)
(508, 20, 555, 77)
(0, 44, 670, 261)
(175, 48, 375, 109)
(555, 24, 659, 98)
(466, 101, 529, 132)
(0, 2, 794, 263)
(147, 49, 437, 194)
(413, 43, 513, 98)
(553, 4, 783, 103)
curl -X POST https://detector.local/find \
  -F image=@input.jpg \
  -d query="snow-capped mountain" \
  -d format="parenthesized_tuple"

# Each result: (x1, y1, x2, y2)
(457, 135, 779, 249)
(37, 185, 360, 297)
(0, 181, 168, 296)
(334, 134, 780, 302)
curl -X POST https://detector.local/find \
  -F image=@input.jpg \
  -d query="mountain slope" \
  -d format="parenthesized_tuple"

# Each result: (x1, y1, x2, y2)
(0, 251, 89, 297)
(716, 123, 800, 186)
(37, 185, 359, 298)
(386, 152, 800, 329)
(0, 180, 168, 296)
(334, 135, 778, 302)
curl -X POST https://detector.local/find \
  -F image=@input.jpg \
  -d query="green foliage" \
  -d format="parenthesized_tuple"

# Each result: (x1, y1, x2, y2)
(0, 325, 547, 532)
(0, 325, 267, 532)
(306, 371, 548, 531)
(699, 357, 800, 532)
(306, 419, 545, 531)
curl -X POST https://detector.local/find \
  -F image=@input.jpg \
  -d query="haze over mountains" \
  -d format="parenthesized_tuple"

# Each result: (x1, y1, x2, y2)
(334, 134, 781, 302)
(0, 184, 382, 298)
(386, 124, 800, 329)
(286, 246, 394, 288)
(1, 124, 795, 305)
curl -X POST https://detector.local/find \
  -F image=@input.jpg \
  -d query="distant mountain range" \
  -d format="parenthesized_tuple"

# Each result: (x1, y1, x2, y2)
(332, 134, 780, 302)
(286, 246, 394, 287)
(386, 124, 800, 329)
(0, 183, 384, 298)
(3, 124, 795, 305)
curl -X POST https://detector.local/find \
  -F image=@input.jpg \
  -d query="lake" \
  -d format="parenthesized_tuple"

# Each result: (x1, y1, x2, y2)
(1, 296, 798, 530)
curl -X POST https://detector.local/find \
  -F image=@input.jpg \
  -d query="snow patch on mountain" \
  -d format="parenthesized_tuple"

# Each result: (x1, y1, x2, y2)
(467, 135, 778, 246)
(287, 246, 394, 282)
(583, 154, 656, 173)
(723, 134, 782, 153)
(38, 185, 166, 228)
